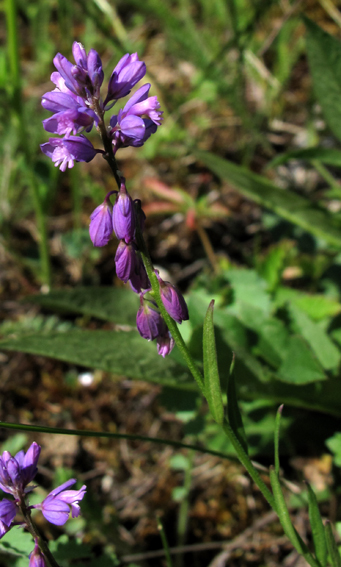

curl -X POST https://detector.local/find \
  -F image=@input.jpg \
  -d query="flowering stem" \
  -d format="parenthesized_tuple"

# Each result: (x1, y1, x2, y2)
(18, 497, 61, 567)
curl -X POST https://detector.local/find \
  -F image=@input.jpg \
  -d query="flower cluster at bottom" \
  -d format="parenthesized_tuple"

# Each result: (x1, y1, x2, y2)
(0, 442, 86, 566)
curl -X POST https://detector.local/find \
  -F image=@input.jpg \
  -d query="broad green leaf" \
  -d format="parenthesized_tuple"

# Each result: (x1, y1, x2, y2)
(306, 483, 327, 567)
(275, 287, 341, 321)
(0, 529, 33, 557)
(203, 301, 224, 424)
(0, 330, 193, 389)
(326, 432, 341, 467)
(195, 150, 341, 247)
(305, 17, 341, 144)
(278, 335, 326, 384)
(258, 244, 287, 293)
(26, 287, 138, 325)
(225, 269, 271, 314)
(325, 521, 341, 567)
(289, 306, 340, 371)
(269, 147, 341, 169)
(227, 356, 248, 454)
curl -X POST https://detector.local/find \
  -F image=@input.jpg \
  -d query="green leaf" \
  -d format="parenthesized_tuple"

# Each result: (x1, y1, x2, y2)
(0, 529, 33, 557)
(203, 301, 224, 424)
(26, 287, 138, 325)
(274, 405, 283, 476)
(325, 521, 341, 567)
(225, 269, 271, 315)
(277, 335, 326, 384)
(0, 330, 193, 389)
(269, 468, 312, 560)
(275, 287, 341, 321)
(306, 483, 327, 567)
(304, 17, 341, 143)
(325, 432, 341, 467)
(289, 305, 340, 371)
(268, 147, 341, 169)
(227, 354, 248, 454)
(195, 150, 341, 247)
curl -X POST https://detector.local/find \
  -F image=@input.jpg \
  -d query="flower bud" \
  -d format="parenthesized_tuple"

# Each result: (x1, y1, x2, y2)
(29, 541, 47, 567)
(115, 240, 137, 283)
(157, 276, 189, 324)
(89, 193, 114, 247)
(112, 182, 135, 242)
(136, 297, 167, 340)
(129, 255, 150, 293)
(157, 331, 175, 357)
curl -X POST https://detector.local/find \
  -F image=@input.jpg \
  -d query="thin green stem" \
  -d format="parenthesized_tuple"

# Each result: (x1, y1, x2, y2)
(222, 420, 277, 511)
(157, 517, 173, 567)
(19, 496, 61, 567)
(0, 420, 237, 462)
(176, 451, 193, 567)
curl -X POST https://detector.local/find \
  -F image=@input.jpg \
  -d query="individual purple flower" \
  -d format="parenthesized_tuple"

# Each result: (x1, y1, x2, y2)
(29, 541, 47, 567)
(0, 499, 17, 538)
(157, 331, 175, 358)
(53, 43, 104, 99)
(115, 241, 138, 283)
(89, 191, 115, 247)
(0, 442, 41, 496)
(104, 53, 146, 106)
(33, 479, 86, 526)
(112, 181, 136, 242)
(40, 135, 98, 171)
(42, 107, 97, 136)
(110, 84, 162, 149)
(156, 273, 189, 324)
(136, 296, 167, 340)
(129, 255, 150, 293)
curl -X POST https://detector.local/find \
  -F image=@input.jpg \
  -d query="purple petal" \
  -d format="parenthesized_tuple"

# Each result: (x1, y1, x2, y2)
(41, 92, 79, 113)
(119, 115, 145, 140)
(123, 84, 150, 114)
(0, 499, 16, 527)
(72, 42, 87, 67)
(89, 203, 113, 247)
(41, 498, 70, 526)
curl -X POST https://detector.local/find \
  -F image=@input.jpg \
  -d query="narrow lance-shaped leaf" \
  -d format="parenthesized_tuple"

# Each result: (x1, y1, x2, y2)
(325, 521, 341, 567)
(306, 483, 327, 567)
(269, 467, 318, 565)
(203, 300, 224, 424)
(227, 353, 248, 455)
(304, 17, 341, 144)
(274, 405, 283, 476)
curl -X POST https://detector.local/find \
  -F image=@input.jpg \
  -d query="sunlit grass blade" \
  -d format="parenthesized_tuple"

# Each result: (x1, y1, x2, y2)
(325, 521, 341, 567)
(203, 300, 224, 424)
(306, 483, 327, 567)
(157, 517, 173, 567)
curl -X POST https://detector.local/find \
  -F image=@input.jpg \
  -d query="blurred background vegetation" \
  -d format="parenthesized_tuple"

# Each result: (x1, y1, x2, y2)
(2, 0, 341, 565)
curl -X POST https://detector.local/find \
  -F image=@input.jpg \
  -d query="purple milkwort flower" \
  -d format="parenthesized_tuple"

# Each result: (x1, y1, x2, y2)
(104, 53, 146, 106)
(40, 135, 98, 171)
(89, 191, 115, 247)
(42, 107, 97, 137)
(110, 84, 162, 149)
(0, 499, 17, 537)
(33, 479, 86, 526)
(136, 296, 167, 340)
(157, 331, 175, 358)
(53, 43, 104, 99)
(129, 255, 150, 293)
(112, 180, 136, 242)
(0, 442, 41, 496)
(115, 240, 138, 283)
(29, 541, 47, 567)
(156, 273, 189, 324)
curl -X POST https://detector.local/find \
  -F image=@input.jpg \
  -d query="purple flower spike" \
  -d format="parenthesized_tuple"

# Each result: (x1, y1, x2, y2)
(34, 479, 86, 526)
(136, 297, 167, 340)
(157, 275, 189, 324)
(112, 181, 136, 242)
(29, 541, 47, 567)
(115, 241, 137, 283)
(89, 192, 114, 247)
(105, 53, 146, 105)
(157, 331, 175, 357)
(41, 135, 97, 171)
